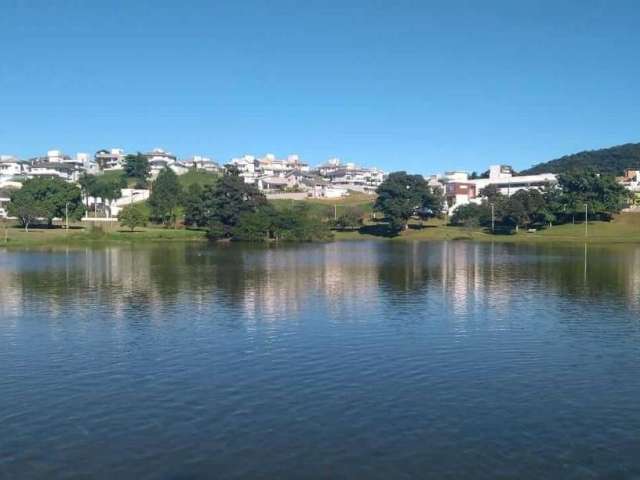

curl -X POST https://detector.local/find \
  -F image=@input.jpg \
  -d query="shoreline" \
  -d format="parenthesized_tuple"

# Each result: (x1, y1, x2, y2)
(2, 217, 640, 248)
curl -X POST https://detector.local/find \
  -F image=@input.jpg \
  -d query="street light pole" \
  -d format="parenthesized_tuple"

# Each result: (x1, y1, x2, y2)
(65, 202, 70, 231)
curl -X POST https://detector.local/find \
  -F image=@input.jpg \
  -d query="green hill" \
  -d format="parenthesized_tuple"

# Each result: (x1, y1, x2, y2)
(522, 143, 640, 176)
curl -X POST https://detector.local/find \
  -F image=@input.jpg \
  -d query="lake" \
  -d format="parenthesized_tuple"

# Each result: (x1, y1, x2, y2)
(2, 240, 640, 479)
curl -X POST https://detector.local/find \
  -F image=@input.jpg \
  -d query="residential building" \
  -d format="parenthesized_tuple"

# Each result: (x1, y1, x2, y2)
(0, 186, 16, 218)
(29, 162, 80, 182)
(95, 148, 126, 171)
(320, 161, 386, 193)
(145, 148, 177, 172)
(472, 165, 556, 196)
(185, 155, 220, 173)
(0, 157, 26, 179)
(438, 164, 556, 214)
(46, 150, 66, 163)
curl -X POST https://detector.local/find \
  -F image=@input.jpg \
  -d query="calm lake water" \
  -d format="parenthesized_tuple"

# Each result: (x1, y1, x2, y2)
(2, 240, 640, 479)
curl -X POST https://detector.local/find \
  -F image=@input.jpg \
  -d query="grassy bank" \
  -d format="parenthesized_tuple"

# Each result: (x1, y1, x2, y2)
(3, 209, 640, 248)
(270, 191, 375, 217)
(336, 213, 640, 244)
(0, 222, 207, 248)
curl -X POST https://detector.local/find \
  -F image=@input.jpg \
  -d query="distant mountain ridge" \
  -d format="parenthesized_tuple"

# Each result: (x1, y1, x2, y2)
(521, 143, 640, 176)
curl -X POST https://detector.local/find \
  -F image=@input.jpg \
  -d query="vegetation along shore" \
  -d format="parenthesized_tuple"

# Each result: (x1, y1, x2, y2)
(2, 142, 639, 247)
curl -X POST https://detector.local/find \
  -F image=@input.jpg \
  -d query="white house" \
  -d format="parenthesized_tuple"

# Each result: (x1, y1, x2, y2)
(0, 157, 25, 179)
(323, 166, 385, 193)
(29, 162, 79, 182)
(471, 165, 556, 196)
(145, 148, 177, 173)
(228, 155, 257, 183)
(46, 150, 66, 163)
(0, 186, 17, 218)
(439, 164, 557, 214)
(95, 148, 126, 171)
(185, 155, 220, 173)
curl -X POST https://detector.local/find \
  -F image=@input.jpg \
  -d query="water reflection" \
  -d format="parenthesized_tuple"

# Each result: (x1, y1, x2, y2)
(2, 241, 640, 323)
(3, 241, 640, 479)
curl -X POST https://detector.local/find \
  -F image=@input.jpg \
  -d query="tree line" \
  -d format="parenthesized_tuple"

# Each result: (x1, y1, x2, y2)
(449, 170, 630, 232)
(522, 143, 640, 176)
(120, 167, 334, 241)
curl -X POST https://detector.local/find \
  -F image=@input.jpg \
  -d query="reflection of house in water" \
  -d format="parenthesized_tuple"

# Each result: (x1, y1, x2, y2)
(236, 244, 382, 323)
(5, 243, 640, 335)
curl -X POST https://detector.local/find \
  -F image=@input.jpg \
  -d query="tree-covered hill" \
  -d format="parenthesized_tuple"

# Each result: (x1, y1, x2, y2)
(522, 143, 640, 176)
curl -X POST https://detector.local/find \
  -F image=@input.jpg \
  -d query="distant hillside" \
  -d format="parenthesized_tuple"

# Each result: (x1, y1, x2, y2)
(521, 143, 640, 176)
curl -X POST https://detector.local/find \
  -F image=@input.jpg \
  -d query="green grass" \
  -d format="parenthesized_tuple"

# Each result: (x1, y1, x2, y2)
(178, 170, 219, 189)
(0, 222, 207, 248)
(5, 212, 640, 248)
(269, 191, 375, 218)
(335, 214, 640, 244)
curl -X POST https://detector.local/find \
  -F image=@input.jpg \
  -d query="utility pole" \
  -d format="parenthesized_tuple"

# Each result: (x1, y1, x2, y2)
(334, 204, 337, 220)
(65, 202, 70, 231)
(491, 203, 495, 233)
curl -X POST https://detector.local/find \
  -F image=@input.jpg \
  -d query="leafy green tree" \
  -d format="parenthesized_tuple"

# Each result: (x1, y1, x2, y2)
(118, 204, 148, 232)
(556, 170, 630, 221)
(450, 203, 491, 227)
(231, 205, 276, 241)
(182, 183, 205, 227)
(374, 171, 443, 234)
(98, 174, 126, 215)
(479, 184, 502, 203)
(8, 177, 84, 228)
(270, 204, 333, 241)
(497, 189, 551, 231)
(232, 204, 333, 242)
(201, 167, 266, 237)
(149, 168, 182, 227)
(79, 173, 97, 208)
(8, 189, 45, 232)
(332, 206, 366, 231)
(542, 183, 565, 224)
(497, 195, 527, 232)
(125, 153, 150, 187)
(522, 142, 640, 176)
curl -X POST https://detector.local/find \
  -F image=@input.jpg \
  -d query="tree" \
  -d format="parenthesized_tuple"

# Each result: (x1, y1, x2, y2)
(8, 177, 84, 229)
(542, 183, 564, 224)
(80, 173, 125, 217)
(374, 171, 443, 234)
(8, 188, 45, 232)
(125, 153, 151, 187)
(450, 203, 491, 228)
(332, 206, 366, 231)
(479, 184, 502, 203)
(497, 195, 528, 232)
(182, 183, 205, 227)
(78, 173, 97, 209)
(522, 142, 640, 176)
(97, 174, 126, 217)
(118, 204, 148, 232)
(201, 167, 266, 237)
(556, 170, 630, 221)
(232, 204, 333, 242)
(149, 167, 182, 227)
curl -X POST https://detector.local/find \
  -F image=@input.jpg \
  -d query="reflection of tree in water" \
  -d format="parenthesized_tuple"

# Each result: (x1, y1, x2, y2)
(3, 242, 640, 324)
(372, 241, 640, 314)
(373, 242, 442, 295)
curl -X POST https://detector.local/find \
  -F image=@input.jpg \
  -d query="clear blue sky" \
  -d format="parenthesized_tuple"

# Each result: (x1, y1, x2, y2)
(1, 0, 639, 173)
